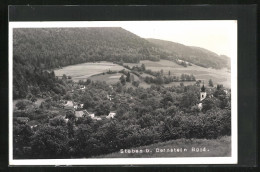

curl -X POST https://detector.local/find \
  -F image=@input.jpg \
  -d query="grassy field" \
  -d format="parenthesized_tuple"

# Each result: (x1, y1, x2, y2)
(54, 61, 125, 82)
(94, 136, 231, 158)
(125, 60, 231, 88)
(88, 73, 123, 85)
(54, 60, 230, 88)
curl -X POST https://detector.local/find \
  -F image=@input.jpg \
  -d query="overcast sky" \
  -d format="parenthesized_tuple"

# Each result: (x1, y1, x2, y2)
(11, 21, 237, 58)
(121, 21, 237, 58)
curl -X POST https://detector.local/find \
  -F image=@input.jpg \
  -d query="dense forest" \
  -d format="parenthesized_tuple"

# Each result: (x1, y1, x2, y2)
(13, 78, 231, 159)
(147, 38, 230, 69)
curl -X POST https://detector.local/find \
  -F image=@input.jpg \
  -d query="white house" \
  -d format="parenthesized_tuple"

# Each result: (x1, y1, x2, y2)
(106, 112, 116, 119)
(93, 117, 102, 120)
(198, 103, 203, 111)
(80, 85, 85, 90)
(89, 113, 95, 118)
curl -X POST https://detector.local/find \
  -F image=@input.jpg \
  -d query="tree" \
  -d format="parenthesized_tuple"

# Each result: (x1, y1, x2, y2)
(208, 79, 214, 87)
(168, 71, 171, 76)
(62, 74, 67, 80)
(160, 69, 164, 75)
(16, 100, 29, 110)
(66, 110, 76, 121)
(95, 101, 111, 116)
(119, 75, 126, 85)
(126, 72, 131, 82)
(49, 116, 67, 126)
(30, 125, 69, 158)
(141, 63, 146, 71)
(132, 81, 140, 87)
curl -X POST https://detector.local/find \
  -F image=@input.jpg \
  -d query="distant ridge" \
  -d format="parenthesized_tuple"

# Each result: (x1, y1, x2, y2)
(147, 38, 230, 69)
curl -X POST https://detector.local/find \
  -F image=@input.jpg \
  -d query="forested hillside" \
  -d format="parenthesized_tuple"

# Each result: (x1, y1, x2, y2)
(13, 28, 168, 69)
(147, 38, 230, 69)
(13, 28, 229, 99)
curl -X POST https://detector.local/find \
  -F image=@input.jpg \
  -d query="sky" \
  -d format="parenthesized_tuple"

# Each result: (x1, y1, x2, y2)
(121, 21, 237, 58)
(10, 21, 237, 58)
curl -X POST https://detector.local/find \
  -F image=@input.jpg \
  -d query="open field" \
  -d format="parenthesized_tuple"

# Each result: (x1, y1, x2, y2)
(54, 61, 125, 82)
(88, 73, 123, 85)
(94, 136, 231, 158)
(54, 60, 230, 88)
(125, 60, 231, 88)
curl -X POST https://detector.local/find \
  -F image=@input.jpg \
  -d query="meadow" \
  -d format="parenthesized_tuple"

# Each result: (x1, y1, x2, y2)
(54, 61, 125, 82)
(125, 60, 231, 88)
(54, 59, 230, 88)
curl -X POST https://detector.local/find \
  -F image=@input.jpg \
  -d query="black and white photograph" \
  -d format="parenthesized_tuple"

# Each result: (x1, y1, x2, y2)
(9, 20, 237, 165)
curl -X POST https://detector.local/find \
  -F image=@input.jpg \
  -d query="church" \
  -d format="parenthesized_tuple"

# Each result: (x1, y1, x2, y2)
(200, 84, 207, 101)
(198, 83, 207, 111)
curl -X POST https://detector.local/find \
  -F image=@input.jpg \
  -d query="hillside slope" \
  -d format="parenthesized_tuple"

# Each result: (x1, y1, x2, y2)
(147, 38, 230, 69)
(13, 27, 168, 69)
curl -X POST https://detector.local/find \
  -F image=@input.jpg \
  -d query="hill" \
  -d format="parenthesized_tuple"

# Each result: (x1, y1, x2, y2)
(13, 27, 169, 99)
(13, 27, 168, 69)
(147, 38, 230, 69)
(13, 27, 230, 99)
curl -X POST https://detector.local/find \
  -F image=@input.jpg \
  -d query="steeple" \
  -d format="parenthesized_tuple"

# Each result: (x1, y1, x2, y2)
(200, 81, 207, 101)
(201, 81, 206, 92)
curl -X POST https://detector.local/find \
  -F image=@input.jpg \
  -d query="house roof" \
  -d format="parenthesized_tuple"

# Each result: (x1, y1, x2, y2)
(201, 84, 206, 92)
(75, 111, 85, 118)
(64, 101, 73, 107)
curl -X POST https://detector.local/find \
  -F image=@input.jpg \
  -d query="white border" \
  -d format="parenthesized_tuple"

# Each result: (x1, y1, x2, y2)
(8, 21, 237, 166)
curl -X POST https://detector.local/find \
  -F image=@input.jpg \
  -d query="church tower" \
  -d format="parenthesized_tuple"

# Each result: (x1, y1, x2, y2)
(200, 82, 207, 101)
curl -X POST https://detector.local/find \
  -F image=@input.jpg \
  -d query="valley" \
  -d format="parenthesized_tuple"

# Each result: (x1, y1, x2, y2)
(12, 27, 232, 159)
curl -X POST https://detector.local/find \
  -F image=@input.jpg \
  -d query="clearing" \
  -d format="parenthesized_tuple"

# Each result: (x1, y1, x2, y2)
(54, 61, 125, 82)
(125, 60, 231, 88)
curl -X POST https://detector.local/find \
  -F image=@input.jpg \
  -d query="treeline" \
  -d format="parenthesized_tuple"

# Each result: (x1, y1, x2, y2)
(143, 74, 195, 85)
(13, 28, 169, 70)
(116, 63, 196, 85)
(13, 80, 231, 159)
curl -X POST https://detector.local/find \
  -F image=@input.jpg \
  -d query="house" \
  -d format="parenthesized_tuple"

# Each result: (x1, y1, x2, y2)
(64, 101, 74, 110)
(224, 89, 228, 95)
(93, 117, 102, 120)
(106, 112, 116, 119)
(89, 113, 95, 118)
(75, 111, 85, 118)
(64, 100, 73, 107)
(198, 103, 203, 111)
(107, 94, 113, 101)
(59, 115, 69, 123)
(79, 85, 85, 90)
